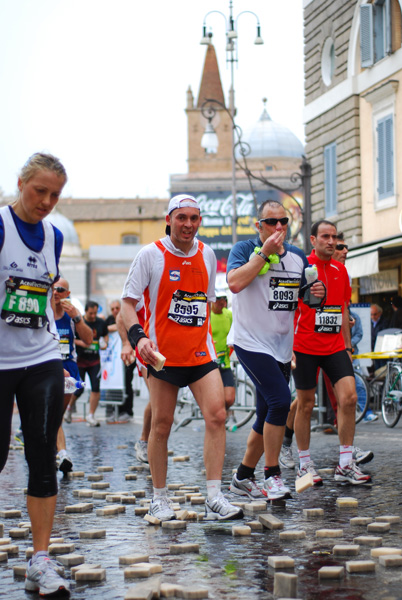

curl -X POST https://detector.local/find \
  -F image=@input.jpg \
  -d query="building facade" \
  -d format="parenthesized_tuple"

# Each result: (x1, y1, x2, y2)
(304, 0, 402, 312)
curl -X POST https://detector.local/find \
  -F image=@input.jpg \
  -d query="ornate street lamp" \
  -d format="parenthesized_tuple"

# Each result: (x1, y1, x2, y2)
(201, 98, 312, 254)
(200, 1, 263, 244)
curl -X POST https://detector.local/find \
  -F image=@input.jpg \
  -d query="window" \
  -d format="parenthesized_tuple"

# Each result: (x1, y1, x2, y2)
(377, 114, 394, 201)
(321, 38, 335, 86)
(324, 143, 337, 216)
(360, 0, 392, 67)
(362, 79, 397, 210)
(122, 234, 139, 245)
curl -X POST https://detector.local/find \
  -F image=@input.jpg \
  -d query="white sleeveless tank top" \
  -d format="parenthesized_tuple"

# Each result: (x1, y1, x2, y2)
(0, 206, 61, 369)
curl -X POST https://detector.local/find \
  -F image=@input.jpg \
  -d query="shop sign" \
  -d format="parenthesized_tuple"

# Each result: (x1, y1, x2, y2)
(360, 269, 399, 295)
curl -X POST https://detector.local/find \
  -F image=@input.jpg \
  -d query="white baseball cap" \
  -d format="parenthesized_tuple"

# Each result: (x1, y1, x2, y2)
(166, 194, 201, 234)
(167, 194, 200, 215)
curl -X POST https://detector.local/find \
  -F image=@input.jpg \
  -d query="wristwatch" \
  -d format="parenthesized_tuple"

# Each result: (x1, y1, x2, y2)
(72, 314, 82, 323)
(345, 347, 353, 353)
(256, 250, 270, 263)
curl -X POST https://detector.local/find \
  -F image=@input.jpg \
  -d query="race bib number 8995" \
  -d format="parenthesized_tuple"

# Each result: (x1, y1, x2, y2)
(168, 289, 207, 327)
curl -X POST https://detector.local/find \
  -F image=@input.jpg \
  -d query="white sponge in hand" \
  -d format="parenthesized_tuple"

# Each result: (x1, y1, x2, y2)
(152, 351, 166, 372)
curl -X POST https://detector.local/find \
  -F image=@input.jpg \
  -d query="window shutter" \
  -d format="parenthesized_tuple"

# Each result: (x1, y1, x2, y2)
(385, 0, 392, 54)
(324, 143, 337, 216)
(360, 4, 374, 67)
(377, 115, 394, 200)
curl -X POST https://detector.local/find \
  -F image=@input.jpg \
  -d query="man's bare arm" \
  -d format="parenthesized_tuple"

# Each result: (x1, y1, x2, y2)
(121, 297, 158, 367)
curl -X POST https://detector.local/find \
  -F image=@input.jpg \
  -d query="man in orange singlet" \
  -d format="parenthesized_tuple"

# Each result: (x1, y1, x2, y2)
(121, 195, 243, 522)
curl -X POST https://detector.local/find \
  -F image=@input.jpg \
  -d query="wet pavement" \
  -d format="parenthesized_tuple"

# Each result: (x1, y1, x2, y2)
(1, 394, 402, 600)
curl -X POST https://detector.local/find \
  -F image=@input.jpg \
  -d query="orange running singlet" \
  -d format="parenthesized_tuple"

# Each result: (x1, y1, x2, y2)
(143, 240, 216, 367)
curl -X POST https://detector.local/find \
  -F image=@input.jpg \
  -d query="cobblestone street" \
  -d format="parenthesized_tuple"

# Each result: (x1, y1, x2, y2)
(1, 396, 402, 600)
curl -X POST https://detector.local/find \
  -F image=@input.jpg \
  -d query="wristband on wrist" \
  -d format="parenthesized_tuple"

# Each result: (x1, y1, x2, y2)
(128, 323, 148, 349)
(345, 348, 353, 353)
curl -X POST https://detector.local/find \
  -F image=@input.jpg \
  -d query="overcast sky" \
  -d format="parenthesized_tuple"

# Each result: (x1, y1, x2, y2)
(0, 0, 304, 200)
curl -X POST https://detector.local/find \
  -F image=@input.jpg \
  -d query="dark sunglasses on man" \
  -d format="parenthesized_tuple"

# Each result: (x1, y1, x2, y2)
(335, 244, 348, 251)
(259, 217, 289, 226)
(54, 286, 68, 293)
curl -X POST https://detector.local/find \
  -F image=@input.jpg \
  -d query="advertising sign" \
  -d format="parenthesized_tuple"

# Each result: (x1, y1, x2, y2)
(190, 188, 304, 270)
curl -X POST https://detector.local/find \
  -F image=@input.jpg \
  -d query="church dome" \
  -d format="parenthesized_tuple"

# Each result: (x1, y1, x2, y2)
(242, 101, 304, 159)
(45, 210, 81, 256)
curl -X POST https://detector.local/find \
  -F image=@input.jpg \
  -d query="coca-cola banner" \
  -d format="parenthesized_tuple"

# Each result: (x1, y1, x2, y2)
(186, 189, 304, 272)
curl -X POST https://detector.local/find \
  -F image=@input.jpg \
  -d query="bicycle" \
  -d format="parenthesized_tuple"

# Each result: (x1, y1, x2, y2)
(173, 360, 256, 431)
(381, 359, 402, 427)
(353, 366, 370, 424)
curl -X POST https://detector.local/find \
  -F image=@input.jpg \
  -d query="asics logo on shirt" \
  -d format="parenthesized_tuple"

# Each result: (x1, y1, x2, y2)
(182, 260, 191, 265)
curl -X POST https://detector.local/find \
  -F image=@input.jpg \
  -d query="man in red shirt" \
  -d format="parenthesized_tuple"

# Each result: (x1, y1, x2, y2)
(293, 220, 371, 485)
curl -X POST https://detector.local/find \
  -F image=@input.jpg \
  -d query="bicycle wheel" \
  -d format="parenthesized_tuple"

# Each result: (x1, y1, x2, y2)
(231, 378, 256, 429)
(173, 387, 197, 427)
(354, 370, 369, 424)
(381, 364, 402, 428)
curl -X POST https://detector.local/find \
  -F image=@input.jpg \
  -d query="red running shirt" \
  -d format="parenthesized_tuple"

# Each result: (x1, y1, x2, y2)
(293, 250, 351, 355)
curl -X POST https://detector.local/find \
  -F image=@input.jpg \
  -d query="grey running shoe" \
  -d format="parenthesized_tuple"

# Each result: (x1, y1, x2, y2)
(135, 440, 149, 464)
(263, 475, 292, 500)
(353, 447, 374, 465)
(279, 445, 296, 469)
(148, 496, 176, 521)
(86, 414, 100, 427)
(296, 460, 323, 486)
(63, 408, 72, 424)
(334, 461, 371, 484)
(117, 412, 131, 423)
(25, 556, 70, 597)
(229, 474, 267, 499)
(204, 491, 243, 521)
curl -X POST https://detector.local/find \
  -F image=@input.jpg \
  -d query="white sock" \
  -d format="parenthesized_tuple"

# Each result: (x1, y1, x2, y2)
(298, 449, 311, 467)
(58, 449, 67, 459)
(32, 551, 49, 562)
(153, 487, 167, 499)
(206, 480, 221, 500)
(339, 445, 353, 467)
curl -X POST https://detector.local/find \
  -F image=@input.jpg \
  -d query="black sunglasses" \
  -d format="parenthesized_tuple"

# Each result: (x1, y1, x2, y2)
(335, 244, 348, 251)
(259, 217, 289, 226)
(54, 286, 68, 293)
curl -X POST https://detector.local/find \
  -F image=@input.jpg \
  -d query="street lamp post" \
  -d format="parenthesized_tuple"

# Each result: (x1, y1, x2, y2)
(200, 1, 263, 245)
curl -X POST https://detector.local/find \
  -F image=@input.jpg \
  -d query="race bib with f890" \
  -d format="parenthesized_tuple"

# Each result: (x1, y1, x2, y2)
(1, 276, 50, 329)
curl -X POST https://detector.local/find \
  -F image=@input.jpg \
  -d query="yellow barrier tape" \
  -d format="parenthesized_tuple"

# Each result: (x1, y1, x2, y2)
(353, 351, 402, 360)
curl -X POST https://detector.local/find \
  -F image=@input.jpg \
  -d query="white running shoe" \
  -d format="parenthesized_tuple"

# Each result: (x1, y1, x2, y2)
(352, 447, 374, 465)
(279, 445, 296, 469)
(296, 460, 323, 486)
(229, 474, 267, 499)
(25, 556, 70, 597)
(86, 414, 100, 427)
(148, 496, 176, 521)
(334, 461, 371, 484)
(135, 440, 149, 464)
(57, 451, 73, 474)
(263, 475, 292, 500)
(204, 491, 243, 521)
(64, 408, 72, 424)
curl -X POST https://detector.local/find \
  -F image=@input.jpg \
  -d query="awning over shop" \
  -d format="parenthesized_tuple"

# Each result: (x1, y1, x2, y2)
(345, 236, 402, 279)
